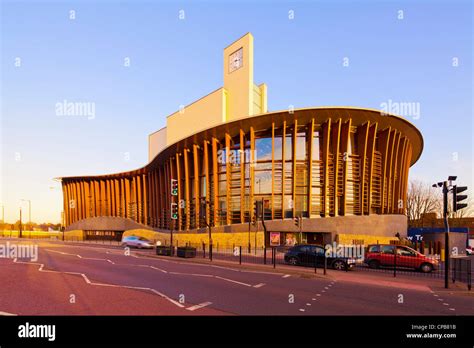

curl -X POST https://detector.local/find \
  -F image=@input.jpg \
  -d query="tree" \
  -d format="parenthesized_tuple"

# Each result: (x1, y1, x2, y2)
(406, 180, 440, 227)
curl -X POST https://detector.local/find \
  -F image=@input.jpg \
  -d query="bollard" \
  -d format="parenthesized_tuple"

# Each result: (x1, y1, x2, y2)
(203, 243, 206, 258)
(273, 247, 276, 269)
(324, 252, 327, 275)
(210, 243, 213, 262)
(264, 247, 267, 265)
(314, 252, 317, 274)
(239, 246, 242, 265)
(393, 249, 397, 277)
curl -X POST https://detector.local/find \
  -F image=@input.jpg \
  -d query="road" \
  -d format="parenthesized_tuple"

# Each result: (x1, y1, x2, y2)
(1, 239, 473, 315)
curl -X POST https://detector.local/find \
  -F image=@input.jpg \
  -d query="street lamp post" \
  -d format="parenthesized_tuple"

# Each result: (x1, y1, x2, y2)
(21, 199, 31, 231)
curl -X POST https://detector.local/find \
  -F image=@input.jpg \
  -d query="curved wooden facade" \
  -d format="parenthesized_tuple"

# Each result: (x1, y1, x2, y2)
(59, 107, 423, 231)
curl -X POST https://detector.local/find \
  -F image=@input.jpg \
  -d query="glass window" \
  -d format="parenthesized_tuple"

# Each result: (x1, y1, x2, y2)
(312, 246, 325, 255)
(295, 133, 306, 161)
(368, 245, 380, 253)
(397, 247, 416, 256)
(255, 137, 272, 161)
(254, 171, 272, 194)
(312, 132, 321, 161)
(285, 135, 292, 161)
(381, 245, 395, 254)
(274, 136, 282, 161)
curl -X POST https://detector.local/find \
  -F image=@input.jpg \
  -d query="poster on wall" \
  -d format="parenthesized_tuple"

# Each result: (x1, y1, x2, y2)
(270, 232, 281, 246)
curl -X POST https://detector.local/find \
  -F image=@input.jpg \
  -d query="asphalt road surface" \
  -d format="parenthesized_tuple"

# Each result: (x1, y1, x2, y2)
(1, 239, 473, 315)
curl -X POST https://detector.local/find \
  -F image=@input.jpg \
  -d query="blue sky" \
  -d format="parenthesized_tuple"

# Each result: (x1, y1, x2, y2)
(1, 0, 472, 223)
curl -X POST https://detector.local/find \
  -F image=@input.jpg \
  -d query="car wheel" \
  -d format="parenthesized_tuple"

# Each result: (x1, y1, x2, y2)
(332, 259, 346, 271)
(419, 263, 433, 273)
(368, 260, 380, 269)
(287, 257, 299, 266)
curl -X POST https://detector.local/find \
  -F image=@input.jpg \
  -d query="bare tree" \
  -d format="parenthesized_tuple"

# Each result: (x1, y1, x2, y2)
(406, 180, 440, 227)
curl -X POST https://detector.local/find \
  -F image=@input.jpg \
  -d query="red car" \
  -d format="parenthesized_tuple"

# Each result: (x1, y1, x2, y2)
(364, 244, 439, 273)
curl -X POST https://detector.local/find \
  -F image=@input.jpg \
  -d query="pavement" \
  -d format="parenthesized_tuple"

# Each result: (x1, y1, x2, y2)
(1, 238, 473, 315)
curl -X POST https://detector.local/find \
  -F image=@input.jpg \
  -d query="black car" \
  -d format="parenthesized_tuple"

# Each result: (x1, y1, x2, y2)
(284, 244, 356, 270)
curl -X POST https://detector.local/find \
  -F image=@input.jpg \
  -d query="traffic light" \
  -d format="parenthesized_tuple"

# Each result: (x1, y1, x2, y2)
(453, 185, 468, 212)
(170, 202, 178, 220)
(255, 200, 263, 220)
(171, 179, 178, 196)
(199, 200, 207, 223)
(294, 216, 301, 228)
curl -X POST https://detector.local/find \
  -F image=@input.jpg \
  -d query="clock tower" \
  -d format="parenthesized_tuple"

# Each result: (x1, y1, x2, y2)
(223, 32, 267, 122)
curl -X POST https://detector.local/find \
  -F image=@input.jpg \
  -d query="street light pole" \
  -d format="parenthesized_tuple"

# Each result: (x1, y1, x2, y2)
(19, 207, 22, 238)
(21, 199, 31, 230)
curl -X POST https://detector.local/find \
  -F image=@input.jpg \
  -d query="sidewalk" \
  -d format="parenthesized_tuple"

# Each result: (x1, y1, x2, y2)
(136, 250, 473, 293)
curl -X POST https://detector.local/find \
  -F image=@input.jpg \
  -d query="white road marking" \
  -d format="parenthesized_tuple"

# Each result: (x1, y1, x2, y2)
(11, 258, 185, 308)
(299, 309, 305, 312)
(449, 308, 455, 311)
(443, 303, 449, 306)
(433, 294, 438, 297)
(316, 294, 321, 297)
(0, 311, 17, 316)
(306, 303, 311, 306)
(186, 302, 212, 311)
(215, 276, 252, 287)
(324, 287, 329, 290)
(282, 274, 291, 278)
(44, 248, 266, 288)
(312, 298, 316, 301)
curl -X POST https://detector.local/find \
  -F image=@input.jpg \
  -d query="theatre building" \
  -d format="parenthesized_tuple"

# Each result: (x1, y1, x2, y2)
(57, 33, 423, 247)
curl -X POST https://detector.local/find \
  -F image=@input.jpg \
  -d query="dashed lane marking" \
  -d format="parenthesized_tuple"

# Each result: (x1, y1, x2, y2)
(0, 311, 17, 316)
(282, 274, 291, 278)
(186, 302, 213, 311)
(253, 283, 265, 288)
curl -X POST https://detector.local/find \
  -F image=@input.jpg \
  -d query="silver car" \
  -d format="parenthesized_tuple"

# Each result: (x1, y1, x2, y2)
(121, 236, 153, 249)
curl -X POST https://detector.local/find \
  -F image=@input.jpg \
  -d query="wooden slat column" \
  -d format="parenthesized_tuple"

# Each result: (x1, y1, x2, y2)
(183, 149, 190, 230)
(330, 118, 342, 216)
(212, 138, 219, 226)
(271, 122, 275, 219)
(356, 122, 370, 215)
(321, 120, 331, 217)
(250, 127, 256, 223)
(307, 119, 314, 217)
(203, 141, 210, 226)
(240, 130, 245, 223)
(225, 134, 232, 226)
(193, 144, 200, 228)
(281, 121, 286, 219)
(340, 119, 352, 216)
(366, 123, 378, 214)
(292, 120, 297, 217)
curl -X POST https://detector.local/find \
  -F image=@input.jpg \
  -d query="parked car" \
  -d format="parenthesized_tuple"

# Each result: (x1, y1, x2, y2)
(364, 244, 438, 273)
(121, 236, 154, 249)
(284, 244, 356, 270)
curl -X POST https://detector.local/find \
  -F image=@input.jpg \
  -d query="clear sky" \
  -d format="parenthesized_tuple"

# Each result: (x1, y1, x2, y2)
(1, 0, 472, 223)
